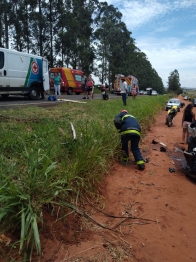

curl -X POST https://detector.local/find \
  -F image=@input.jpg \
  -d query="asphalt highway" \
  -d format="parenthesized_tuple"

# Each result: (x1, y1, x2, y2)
(0, 93, 120, 109)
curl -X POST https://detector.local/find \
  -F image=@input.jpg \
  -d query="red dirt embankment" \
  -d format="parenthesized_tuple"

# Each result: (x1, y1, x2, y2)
(30, 96, 196, 261)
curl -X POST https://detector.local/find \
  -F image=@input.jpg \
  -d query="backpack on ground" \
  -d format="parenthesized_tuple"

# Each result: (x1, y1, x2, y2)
(48, 95, 57, 101)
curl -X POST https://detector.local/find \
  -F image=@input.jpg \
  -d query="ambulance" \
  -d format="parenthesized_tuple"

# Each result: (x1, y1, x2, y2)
(49, 67, 84, 95)
(113, 74, 139, 95)
(0, 48, 50, 99)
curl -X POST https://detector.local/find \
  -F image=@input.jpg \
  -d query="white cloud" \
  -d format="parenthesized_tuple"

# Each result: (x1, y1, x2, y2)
(98, 0, 196, 87)
(184, 30, 196, 37)
(173, 0, 196, 9)
(123, 1, 170, 29)
(136, 36, 196, 87)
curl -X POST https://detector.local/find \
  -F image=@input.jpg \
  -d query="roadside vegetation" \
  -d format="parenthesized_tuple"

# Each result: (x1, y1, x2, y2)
(0, 95, 168, 261)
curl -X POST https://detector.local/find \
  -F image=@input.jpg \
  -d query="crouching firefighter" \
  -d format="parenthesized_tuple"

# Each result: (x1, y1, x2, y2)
(114, 110, 145, 170)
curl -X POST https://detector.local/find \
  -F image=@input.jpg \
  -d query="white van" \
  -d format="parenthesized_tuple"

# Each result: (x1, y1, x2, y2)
(0, 48, 49, 100)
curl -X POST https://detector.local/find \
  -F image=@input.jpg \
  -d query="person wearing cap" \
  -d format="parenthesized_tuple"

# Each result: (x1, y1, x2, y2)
(120, 78, 128, 106)
(114, 110, 145, 170)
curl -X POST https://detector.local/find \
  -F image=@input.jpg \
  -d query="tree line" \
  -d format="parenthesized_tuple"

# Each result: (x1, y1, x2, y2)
(0, 0, 165, 93)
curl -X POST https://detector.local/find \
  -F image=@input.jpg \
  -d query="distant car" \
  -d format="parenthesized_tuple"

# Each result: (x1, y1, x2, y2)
(143, 91, 147, 95)
(166, 98, 181, 112)
(184, 96, 188, 100)
(192, 98, 196, 107)
(139, 90, 144, 95)
(152, 90, 158, 96)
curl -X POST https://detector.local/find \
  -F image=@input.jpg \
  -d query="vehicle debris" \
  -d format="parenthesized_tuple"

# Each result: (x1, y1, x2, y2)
(160, 147, 166, 152)
(152, 139, 166, 147)
(169, 167, 175, 173)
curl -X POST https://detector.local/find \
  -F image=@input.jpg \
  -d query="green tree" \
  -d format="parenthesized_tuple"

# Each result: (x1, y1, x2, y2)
(0, 0, 4, 47)
(11, 0, 26, 51)
(124, 48, 165, 93)
(94, 2, 133, 84)
(54, 0, 97, 72)
(30, 0, 50, 56)
(0, 0, 165, 90)
(1, 0, 13, 48)
(167, 69, 182, 94)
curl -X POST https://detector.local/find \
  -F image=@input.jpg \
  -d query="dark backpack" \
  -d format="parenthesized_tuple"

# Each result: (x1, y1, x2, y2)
(48, 95, 57, 101)
(114, 115, 123, 129)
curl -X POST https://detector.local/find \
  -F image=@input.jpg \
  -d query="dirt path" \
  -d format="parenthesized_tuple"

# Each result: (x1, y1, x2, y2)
(39, 96, 196, 262)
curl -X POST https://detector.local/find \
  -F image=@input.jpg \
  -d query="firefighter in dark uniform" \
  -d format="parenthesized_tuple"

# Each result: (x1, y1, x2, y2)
(114, 110, 145, 170)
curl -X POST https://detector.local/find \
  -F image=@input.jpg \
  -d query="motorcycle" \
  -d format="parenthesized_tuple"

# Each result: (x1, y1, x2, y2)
(165, 107, 177, 127)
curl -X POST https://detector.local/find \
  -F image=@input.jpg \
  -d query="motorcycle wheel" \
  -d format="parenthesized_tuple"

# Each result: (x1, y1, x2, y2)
(167, 115, 173, 127)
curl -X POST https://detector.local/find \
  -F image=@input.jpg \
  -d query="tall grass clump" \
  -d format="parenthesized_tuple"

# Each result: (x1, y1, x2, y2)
(0, 94, 168, 260)
(0, 146, 74, 260)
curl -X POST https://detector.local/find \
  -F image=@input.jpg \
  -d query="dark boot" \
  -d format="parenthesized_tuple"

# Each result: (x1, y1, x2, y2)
(138, 164, 145, 170)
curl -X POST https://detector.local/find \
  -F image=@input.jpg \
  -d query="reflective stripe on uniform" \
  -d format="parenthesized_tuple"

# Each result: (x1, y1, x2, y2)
(121, 129, 141, 136)
(137, 160, 145, 165)
(122, 114, 135, 121)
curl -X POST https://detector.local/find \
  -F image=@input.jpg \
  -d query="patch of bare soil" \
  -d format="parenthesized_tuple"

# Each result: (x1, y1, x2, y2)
(1, 95, 196, 262)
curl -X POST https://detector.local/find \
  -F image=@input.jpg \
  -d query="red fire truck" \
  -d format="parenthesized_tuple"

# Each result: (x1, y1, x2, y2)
(49, 67, 84, 95)
(113, 74, 139, 95)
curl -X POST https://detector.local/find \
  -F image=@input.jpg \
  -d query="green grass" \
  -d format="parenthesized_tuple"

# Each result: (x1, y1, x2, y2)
(0, 94, 169, 261)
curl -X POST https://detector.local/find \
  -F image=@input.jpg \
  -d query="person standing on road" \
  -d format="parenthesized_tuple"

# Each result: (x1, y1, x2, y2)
(120, 78, 128, 106)
(114, 110, 145, 170)
(81, 73, 87, 99)
(131, 84, 137, 99)
(53, 72, 63, 97)
(181, 103, 195, 144)
(87, 74, 95, 99)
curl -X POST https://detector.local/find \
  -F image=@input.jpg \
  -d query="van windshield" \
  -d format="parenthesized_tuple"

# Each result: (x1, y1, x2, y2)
(0, 51, 4, 69)
(169, 100, 179, 104)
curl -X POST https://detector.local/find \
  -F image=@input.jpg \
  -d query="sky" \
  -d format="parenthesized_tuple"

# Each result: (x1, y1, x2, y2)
(96, 0, 196, 88)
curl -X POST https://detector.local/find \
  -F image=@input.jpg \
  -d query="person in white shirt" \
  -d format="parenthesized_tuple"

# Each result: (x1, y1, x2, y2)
(120, 78, 128, 106)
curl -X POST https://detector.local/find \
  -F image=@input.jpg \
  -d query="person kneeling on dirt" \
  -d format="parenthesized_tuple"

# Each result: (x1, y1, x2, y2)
(114, 110, 145, 170)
